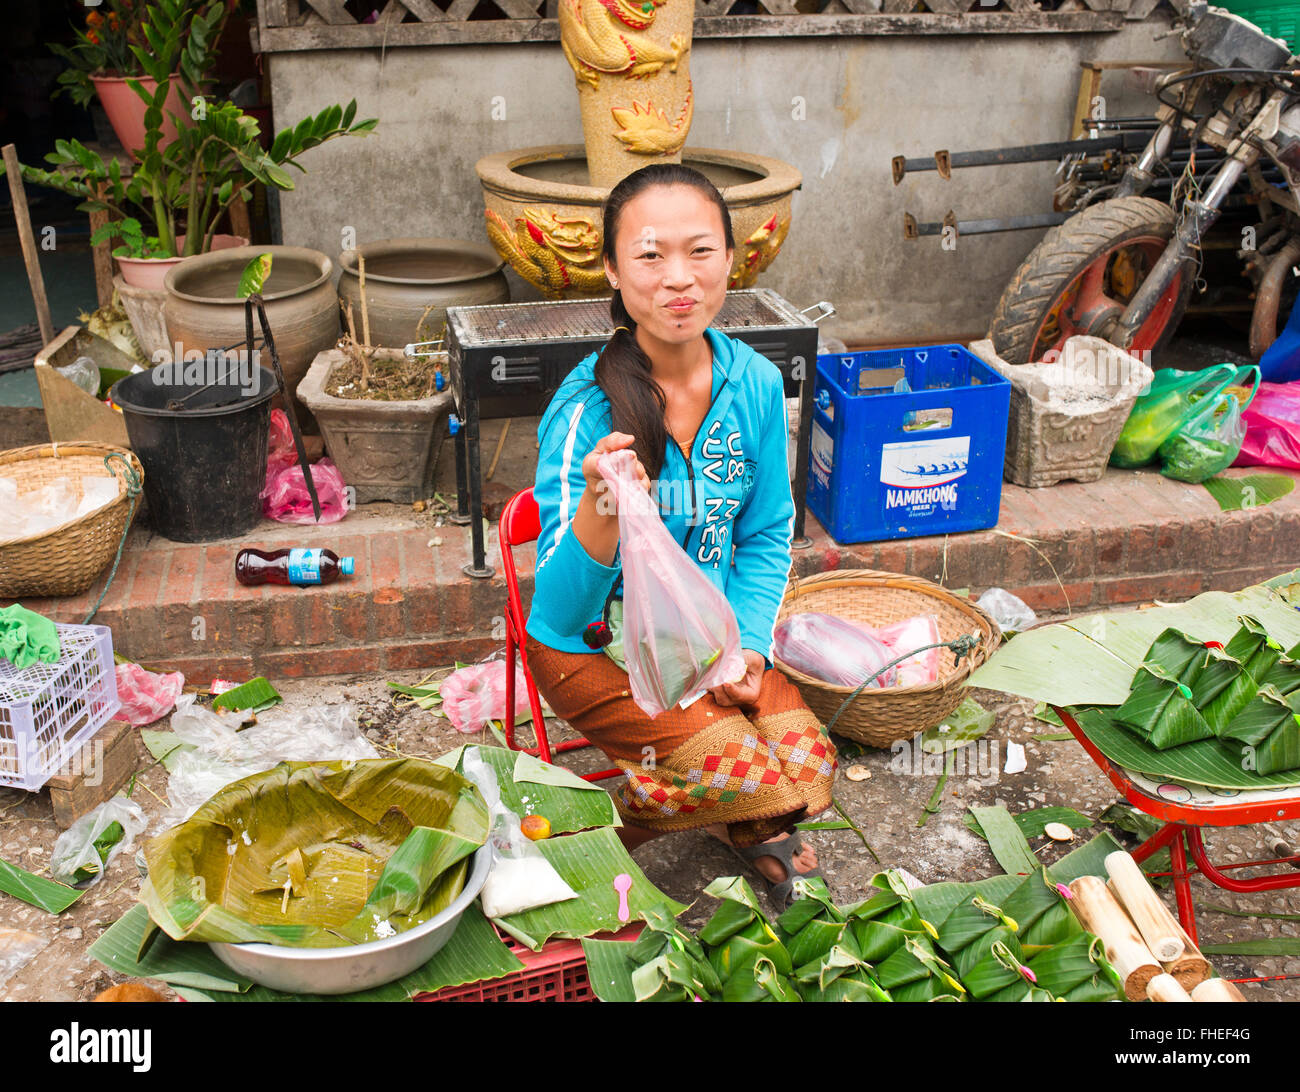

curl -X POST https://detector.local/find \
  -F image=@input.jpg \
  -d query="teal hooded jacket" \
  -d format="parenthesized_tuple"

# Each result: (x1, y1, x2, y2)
(525, 325, 795, 662)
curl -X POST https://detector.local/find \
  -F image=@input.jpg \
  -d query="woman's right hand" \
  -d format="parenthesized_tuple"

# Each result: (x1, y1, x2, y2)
(582, 432, 651, 513)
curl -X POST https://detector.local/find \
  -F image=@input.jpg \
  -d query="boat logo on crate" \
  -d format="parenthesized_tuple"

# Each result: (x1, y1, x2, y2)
(880, 436, 970, 516)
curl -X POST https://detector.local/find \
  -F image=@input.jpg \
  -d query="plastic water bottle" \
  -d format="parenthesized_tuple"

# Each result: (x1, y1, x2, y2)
(234, 547, 355, 586)
(57, 356, 101, 396)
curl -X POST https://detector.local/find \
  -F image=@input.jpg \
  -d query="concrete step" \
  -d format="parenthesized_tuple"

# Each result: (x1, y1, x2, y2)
(11, 465, 1299, 681)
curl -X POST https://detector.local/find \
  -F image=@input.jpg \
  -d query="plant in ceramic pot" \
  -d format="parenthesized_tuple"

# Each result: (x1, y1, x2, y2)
(49, 0, 228, 159)
(298, 266, 453, 504)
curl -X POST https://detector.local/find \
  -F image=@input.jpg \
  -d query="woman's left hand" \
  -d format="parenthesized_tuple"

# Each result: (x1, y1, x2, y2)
(710, 649, 767, 707)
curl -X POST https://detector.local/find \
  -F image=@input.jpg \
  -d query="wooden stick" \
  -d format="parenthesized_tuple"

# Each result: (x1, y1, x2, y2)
(88, 181, 114, 309)
(358, 251, 371, 350)
(486, 418, 511, 481)
(4, 144, 54, 344)
(1147, 972, 1193, 1002)
(1104, 851, 1186, 962)
(1191, 978, 1246, 1002)
(1068, 875, 1162, 1001)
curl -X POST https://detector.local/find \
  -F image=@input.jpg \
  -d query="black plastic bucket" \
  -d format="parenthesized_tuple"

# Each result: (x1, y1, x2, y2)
(111, 359, 276, 542)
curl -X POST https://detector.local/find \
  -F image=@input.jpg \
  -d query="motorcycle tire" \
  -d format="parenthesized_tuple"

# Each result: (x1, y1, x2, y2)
(988, 195, 1194, 364)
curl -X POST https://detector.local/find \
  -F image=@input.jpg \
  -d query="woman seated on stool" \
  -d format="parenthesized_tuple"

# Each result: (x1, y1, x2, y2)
(524, 163, 837, 908)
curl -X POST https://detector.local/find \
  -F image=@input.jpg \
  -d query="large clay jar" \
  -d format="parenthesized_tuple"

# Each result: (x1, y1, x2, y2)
(164, 246, 339, 432)
(337, 238, 509, 349)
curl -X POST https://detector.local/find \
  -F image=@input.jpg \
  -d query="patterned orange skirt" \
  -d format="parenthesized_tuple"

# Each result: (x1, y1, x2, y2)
(525, 636, 837, 848)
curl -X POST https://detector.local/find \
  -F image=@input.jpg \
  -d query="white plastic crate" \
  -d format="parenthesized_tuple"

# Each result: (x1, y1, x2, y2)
(0, 624, 120, 791)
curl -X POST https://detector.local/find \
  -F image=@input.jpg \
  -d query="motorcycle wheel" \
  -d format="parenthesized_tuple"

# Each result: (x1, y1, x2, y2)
(988, 196, 1194, 364)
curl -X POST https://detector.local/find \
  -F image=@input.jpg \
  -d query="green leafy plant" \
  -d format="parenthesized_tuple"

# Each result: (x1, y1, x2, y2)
(49, 0, 227, 110)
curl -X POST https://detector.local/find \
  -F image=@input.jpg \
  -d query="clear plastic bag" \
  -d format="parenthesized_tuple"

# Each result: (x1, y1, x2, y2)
(870, 614, 942, 688)
(773, 612, 898, 689)
(597, 449, 746, 717)
(976, 588, 1037, 634)
(114, 661, 185, 725)
(261, 457, 349, 524)
(440, 660, 532, 734)
(49, 796, 147, 887)
(461, 746, 577, 919)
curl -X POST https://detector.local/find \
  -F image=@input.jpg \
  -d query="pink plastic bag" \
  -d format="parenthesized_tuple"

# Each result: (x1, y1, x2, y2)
(597, 449, 746, 717)
(1233, 381, 1300, 470)
(114, 662, 185, 726)
(261, 458, 350, 524)
(441, 661, 532, 734)
(266, 408, 299, 477)
(773, 612, 897, 689)
(869, 614, 941, 688)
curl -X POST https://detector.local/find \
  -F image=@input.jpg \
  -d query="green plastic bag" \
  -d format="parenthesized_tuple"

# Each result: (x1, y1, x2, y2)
(1110, 363, 1238, 468)
(1157, 366, 1259, 484)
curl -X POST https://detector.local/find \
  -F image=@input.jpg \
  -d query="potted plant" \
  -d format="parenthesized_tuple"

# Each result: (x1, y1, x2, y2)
(49, 0, 229, 160)
(298, 271, 453, 503)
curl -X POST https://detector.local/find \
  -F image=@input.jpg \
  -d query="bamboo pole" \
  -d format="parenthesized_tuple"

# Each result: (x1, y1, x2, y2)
(1104, 851, 1185, 962)
(1165, 918, 1211, 991)
(4, 143, 54, 345)
(1147, 972, 1193, 1002)
(1191, 978, 1246, 1002)
(1068, 875, 1162, 1001)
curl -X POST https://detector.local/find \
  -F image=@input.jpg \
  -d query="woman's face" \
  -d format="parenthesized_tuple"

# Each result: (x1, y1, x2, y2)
(604, 184, 733, 348)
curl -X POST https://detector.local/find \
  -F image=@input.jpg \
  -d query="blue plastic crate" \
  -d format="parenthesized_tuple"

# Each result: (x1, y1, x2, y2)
(806, 343, 1011, 544)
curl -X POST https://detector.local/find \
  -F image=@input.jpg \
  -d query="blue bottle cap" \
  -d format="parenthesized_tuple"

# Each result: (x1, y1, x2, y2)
(449, 414, 460, 435)
(340, 556, 355, 575)
(435, 370, 446, 391)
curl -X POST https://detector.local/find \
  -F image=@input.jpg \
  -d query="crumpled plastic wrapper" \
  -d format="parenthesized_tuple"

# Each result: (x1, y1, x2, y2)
(115, 662, 186, 726)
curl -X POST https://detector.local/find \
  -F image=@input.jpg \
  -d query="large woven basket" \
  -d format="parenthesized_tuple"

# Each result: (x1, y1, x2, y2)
(0, 443, 143, 598)
(774, 569, 1001, 748)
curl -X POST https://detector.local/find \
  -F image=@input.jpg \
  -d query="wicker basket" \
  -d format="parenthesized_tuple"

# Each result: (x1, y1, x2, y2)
(774, 569, 1001, 748)
(0, 443, 143, 598)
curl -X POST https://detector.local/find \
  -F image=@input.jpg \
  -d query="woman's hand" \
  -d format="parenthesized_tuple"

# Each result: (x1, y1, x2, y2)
(581, 431, 652, 514)
(710, 649, 767, 707)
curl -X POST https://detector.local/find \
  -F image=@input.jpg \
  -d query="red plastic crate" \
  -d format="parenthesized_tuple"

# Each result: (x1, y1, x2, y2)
(416, 923, 642, 1002)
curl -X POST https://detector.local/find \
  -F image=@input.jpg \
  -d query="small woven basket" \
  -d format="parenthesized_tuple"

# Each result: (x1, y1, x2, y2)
(774, 569, 1002, 748)
(0, 443, 143, 598)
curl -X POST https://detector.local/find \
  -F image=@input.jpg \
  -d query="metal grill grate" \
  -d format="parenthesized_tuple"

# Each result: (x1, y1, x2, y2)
(451, 289, 807, 348)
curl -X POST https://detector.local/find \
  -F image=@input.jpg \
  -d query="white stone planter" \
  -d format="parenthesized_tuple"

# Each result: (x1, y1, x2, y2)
(297, 348, 453, 504)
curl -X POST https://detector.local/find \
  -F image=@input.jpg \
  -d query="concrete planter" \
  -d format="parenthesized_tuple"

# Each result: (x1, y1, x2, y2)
(970, 336, 1153, 488)
(297, 348, 453, 504)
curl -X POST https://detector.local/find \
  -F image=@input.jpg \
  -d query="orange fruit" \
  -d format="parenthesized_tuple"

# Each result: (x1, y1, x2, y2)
(520, 814, 552, 841)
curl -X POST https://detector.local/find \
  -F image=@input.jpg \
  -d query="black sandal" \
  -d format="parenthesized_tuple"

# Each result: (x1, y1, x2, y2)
(728, 834, 827, 911)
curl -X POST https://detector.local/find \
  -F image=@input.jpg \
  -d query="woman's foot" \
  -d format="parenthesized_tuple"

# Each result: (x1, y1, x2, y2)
(705, 824, 818, 886)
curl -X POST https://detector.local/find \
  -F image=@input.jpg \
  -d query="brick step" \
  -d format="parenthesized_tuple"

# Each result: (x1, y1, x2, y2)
(11, 466, 1299, 681)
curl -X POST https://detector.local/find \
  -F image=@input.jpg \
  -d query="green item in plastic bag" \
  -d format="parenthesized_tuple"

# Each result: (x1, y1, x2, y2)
(1110, 363, 1238, 468)
(0, 604, 61, 670)
(1157, 366, 1260, 484)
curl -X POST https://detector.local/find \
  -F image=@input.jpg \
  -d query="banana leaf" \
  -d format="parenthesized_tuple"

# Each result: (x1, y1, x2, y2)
(1219, 685, 1300, 774)
(1019, 897, 1082, 947)
(699, 875, 768, 946)
(708, 917, 793, 984)
(1195, 651, 1260, 734)
(785, 918, 849, 969)
(632, 947, 721, 1002)
(1145, 628, 1208, 680)
(0, 856, 83, 913)
(999, 870, 1061, 937)
(965, 805, 1093, 842)
(1025, 932, 1105, 997)
(138, 759, 488, 948)
(807, 970, 892, 1003)
(951, 926, 1024, 997)
(1257, 655, 1300, 697)
(874, 933, 961, 995)
(848, 918, 921, 963)
(1114, 662, 1214, 749)
(1063, 974, 1125, 1002)
(1072, 705, 1300, 788)
(1225, 616, 1286, 679)
(936, 894, 1017, 953)
(750, 956, 802, 1003)
(970, 581, 1300, 708)
(493, 827, 685, 950)
(967, 806, 1040, 876)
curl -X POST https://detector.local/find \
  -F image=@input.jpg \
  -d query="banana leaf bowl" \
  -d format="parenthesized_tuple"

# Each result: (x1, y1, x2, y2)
(208, 843, 491, 995)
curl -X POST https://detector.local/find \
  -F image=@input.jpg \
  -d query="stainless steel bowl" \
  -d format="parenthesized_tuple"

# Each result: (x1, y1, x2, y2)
(208, 844, 492, 996)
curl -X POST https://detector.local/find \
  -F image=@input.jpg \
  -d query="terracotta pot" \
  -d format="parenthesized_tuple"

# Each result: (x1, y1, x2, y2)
(297, 348, 453, 503)
(164, 246, 340, 432)
(337, 238, 509, 349)
(91, 74, 188, 159)
(115, 234, 248, 292)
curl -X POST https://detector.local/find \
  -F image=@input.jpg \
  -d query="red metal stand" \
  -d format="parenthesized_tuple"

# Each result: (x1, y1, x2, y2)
(1054, 705, 1300, 944)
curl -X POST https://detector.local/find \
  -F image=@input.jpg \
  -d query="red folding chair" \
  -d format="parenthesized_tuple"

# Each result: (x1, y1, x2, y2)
(499, 487, 621, 782)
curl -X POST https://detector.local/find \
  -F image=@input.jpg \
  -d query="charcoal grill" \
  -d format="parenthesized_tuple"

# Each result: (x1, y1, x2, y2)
(443, 289, 828, 576)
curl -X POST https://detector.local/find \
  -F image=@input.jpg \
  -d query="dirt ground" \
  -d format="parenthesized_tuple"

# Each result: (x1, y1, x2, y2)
(3, 638, 1299, 1003)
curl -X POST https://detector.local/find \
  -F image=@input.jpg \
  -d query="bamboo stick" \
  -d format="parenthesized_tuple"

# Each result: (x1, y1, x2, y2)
(358, 252, 371, 350)
(4, 143, 54, 345)
(1104, 851, 1185, 962)
(1165, 918, 1211, 990)
(1147, 972, 1193, 1002)
(1191, 978, 1246, 1002)
(1068, 875, 1162, 1000)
